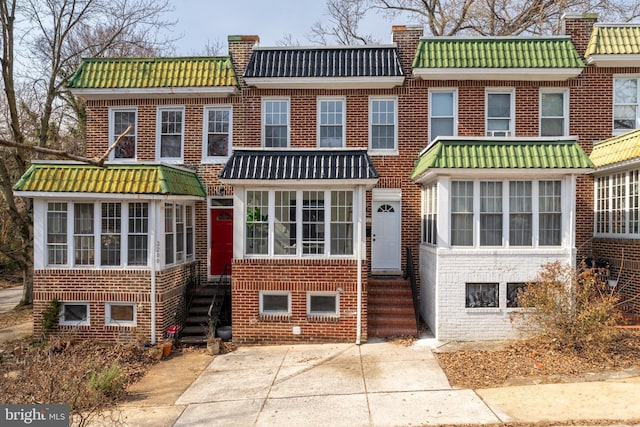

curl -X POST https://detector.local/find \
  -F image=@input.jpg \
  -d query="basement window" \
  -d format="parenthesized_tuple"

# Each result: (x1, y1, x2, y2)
(465, 283, 498, 308)
(59, 303, 90, 326)
(307, 293, 339, 317)
(259, 291, 291, 316)
(105, 303, 136, 326)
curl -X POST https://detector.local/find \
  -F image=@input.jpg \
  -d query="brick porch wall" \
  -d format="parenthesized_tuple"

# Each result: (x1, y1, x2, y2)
(231, 258, 368, 344)
(592, 238, 640, 315)
(32, 262, 196, 343)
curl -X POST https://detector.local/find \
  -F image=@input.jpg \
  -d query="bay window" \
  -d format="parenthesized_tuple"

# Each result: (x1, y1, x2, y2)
(595, 169, 640, 237)
(451, 181, 474, 246)
(164, 202, 196, 265)
(245, 189, 355, 257)
(480, 182, 503, 246)
(509, 181, 532, 246)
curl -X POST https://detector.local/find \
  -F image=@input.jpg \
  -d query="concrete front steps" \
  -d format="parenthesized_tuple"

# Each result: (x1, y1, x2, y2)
(367, 276, 418, 338)
(179, 283, 228, 345)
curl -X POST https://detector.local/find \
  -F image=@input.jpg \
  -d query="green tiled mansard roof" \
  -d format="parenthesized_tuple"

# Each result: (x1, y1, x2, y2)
(411, 138, 594, 180)
(413, 37, 584, 69)
(67, 56, 238, 89)
(14, 163, 206, 197)
(585, 25, 640, 57)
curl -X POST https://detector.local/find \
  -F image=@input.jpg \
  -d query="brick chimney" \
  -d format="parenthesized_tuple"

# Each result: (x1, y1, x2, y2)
(391, 25, 424, 77)
(228, 35, 259, 85)
(562, 12, 598, 57)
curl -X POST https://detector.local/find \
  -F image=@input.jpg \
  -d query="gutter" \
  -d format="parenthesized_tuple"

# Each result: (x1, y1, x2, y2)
(355, 186, 363, 345)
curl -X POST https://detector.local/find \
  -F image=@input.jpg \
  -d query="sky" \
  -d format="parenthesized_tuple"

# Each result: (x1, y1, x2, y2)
(167, 0, 413, 55)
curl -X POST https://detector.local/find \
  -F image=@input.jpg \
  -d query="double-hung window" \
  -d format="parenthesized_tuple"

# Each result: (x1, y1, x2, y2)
(163, 202, 195, 265)
(245, 189, 354, 257)
(46, 201, 150, 267)
(110, 108, 137, 160)
(318, 98, 345, 147)
(613, 77, 640, 132)
(369, 97, 397, 152)
(157, 107, 184, 162)
(204, 105, 232, 161)
(480, 182, 503, 246)
(509, 181, 533, 246)
(429, 89, 456, 141)
(263, 98, 289, 148)
(451, 181, 474, 246)
(422, 183, 438, 245)
(540, 90, 568, 136)
(486, 89, 514, 137)
(539, 181, 562, 245)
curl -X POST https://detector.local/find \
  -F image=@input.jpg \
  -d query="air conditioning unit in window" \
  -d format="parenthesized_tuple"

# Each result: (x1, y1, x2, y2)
(486, 130, 511, 137)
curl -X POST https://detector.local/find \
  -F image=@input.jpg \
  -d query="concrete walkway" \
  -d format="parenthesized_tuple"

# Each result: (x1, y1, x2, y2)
(113, 338, 640, 427)
(0, 285, 22, 313)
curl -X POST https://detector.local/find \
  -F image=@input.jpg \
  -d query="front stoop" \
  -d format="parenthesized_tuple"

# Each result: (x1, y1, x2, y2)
(367, 276, 418, 338)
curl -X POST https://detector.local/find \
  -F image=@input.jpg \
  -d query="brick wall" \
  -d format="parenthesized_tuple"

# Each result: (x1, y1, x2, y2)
(231, 258, 368, 343)
(593, 238, 640, 315)
(33, 262, 195, 343)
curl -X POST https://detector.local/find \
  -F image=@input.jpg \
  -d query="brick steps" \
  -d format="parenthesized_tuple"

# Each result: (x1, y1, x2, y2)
(367, 276, 417, 338)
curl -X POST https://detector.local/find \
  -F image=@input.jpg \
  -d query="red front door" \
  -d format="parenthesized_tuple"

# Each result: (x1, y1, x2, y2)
(210, 208, 233, 276)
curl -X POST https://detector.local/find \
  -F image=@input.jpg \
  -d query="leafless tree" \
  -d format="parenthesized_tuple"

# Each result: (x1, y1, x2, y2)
(0, 0, 175, 306)
(309, 0, 380, 45)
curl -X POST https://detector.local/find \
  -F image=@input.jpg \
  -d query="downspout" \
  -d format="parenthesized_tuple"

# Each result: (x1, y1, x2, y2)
(355, 186, 363, 345)
(150, 201, 158, 345)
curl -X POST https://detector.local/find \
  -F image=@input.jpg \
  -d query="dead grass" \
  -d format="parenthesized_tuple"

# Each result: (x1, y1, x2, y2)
(435, 330, 640, 389)
(0, 304, 33, 329)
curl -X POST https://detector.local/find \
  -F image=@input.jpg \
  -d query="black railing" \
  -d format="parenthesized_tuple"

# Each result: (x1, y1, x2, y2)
(404, 246, 421, 332)
(170, 260, 201, 341)
(208, 263, 229, 323)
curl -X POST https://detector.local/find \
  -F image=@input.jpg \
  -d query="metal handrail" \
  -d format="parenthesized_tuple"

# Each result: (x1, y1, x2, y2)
(207, 263, 229, 321)
(405, 246, 421, 331)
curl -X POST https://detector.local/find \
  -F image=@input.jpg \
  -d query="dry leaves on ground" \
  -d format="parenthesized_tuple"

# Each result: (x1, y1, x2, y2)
(0, 305, 32, 329)
(435, 330, 640, 389)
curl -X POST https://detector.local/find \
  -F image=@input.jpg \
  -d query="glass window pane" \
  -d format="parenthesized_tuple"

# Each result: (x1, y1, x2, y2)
(488, 94, 511, 117)
(541, 93, 564, 116)
(432, 92, 453, 116)
(466, 283, 498, 308)
(309, 295, 337, 314)
(614, 78, 638, 104)
(262, 294, 289, 313)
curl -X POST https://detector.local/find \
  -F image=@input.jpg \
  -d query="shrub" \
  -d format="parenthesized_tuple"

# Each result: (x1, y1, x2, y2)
(515, 261, 623, 351)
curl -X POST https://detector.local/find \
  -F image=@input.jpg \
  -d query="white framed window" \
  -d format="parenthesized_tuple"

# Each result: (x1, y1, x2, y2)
(263, 98, 290, 148)
(369, 97, 397, 152)
(105, 302, 136, 326)
(109, 107, 137, 160)
(59, 302, 90, 326)
(429, 89, 457, 141)
(486, 89, 515, 137)
(422, 183, 438, 245)
(307, 292, 339, 317)
(509, 181, 533, 247)
(540, 89, 569, 137)
(595, 170, 640, 237)
(45, 201, 150, 268)
(245, 189, 355, 258)
(480, 181, 503, 246)
(448, 180, 563, 248)
(466, 283, 499, 308)
(164, 202, 195, 266)
(203, 105, 232, 162)
(259, 291, 291, 316)
(613, 77, 640, 133)
(47, 202, 68, 265)
(318, 98, 345, 147)
(451, 181, 474, 246)
(157, 106, 184, 162)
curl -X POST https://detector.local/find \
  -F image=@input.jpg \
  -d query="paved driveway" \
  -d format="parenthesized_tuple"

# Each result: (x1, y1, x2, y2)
(173, 340, 505, 426)
(0, 285, 22, 313)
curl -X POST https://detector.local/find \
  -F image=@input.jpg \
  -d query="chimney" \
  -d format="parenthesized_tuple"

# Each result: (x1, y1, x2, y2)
(228, 35, 260, 85)
(562, 12, 598, 57)
(391, 25, 424, 77)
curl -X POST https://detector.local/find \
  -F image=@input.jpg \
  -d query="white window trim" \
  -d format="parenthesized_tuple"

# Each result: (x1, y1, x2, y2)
(368, 96, 398, 155)
(485, 88, 515, 137)
(317, 97, 346, 148)
(243, 189, 356, 259)
(262, 97, 291, 148)
(202, 104, 233, 163)
(307, 292, 340, 317)
(59, 302, 90, 326)
(108, 107, 137, 161)
(428, 88, 458, 142)
(44, 201, 150, 269)
(105, 302, 137, 326)
(447, 179, 565, 249)
(539, 88, 569, 137)
(259, 291, 292, 316)
(156, 105, 185, 163)
(163, 202, 195, 267)
(612, 75, 640, 134)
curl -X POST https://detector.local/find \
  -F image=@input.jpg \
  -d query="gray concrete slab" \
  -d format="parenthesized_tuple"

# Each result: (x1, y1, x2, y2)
(205, 345, 288, 371)
(256, 394, 370, 427)
(279, 342, 357, 366)
(174, 399, 264, 427)
(0, 286, 22, 313)
(362, 357, 451, 392)
(176, 367, 278, 404)
(270, 362, 365, 398)
(368, 390, 505, 426)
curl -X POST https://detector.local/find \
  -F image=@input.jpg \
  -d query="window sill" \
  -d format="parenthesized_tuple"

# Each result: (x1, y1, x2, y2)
(307, 315, 340, 322)
(202, 157, 230, 165)
(464, 307, 501, 314)
(259, 314, 292, 322)
(368, 149, 399, 157)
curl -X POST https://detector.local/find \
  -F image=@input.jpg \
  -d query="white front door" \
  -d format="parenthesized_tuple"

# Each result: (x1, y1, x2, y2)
(371, 200, 401, 271)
